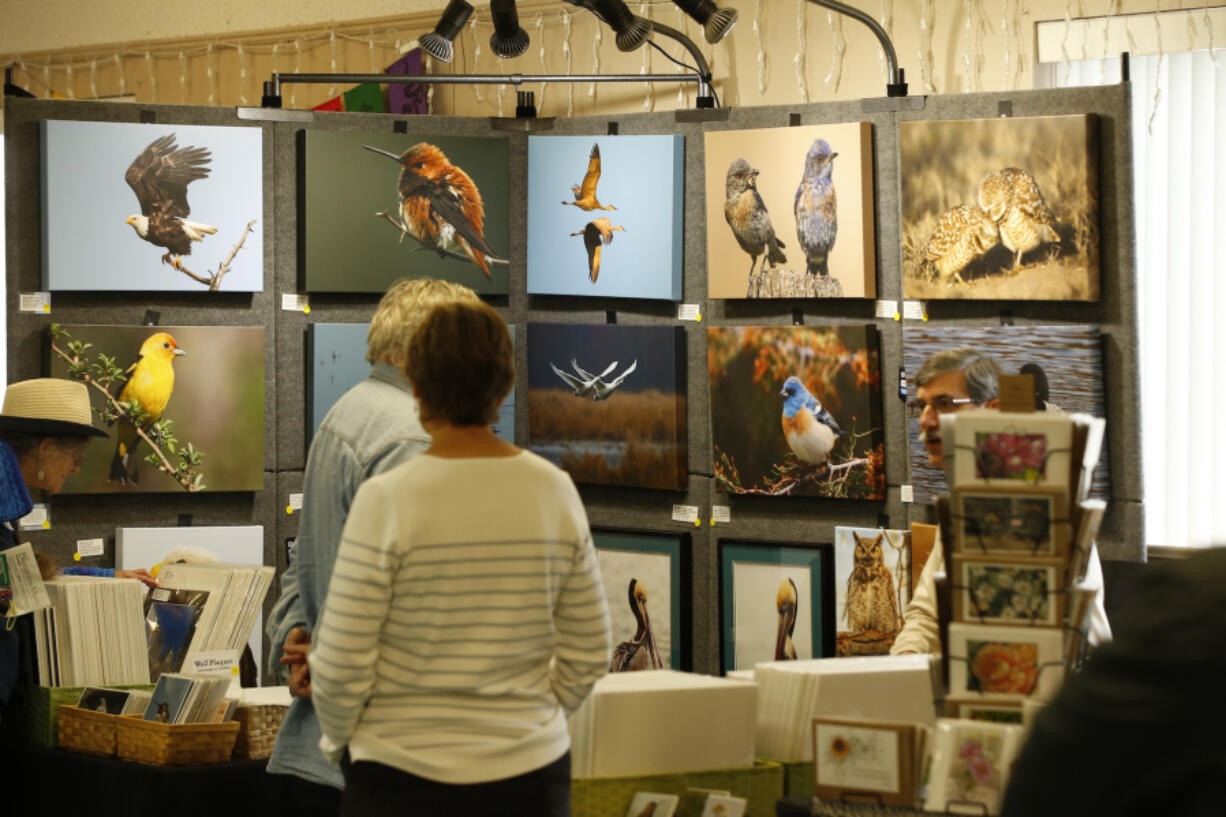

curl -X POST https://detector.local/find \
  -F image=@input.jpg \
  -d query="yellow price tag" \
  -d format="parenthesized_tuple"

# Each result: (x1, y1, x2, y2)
(695, 314, 702, 322)
(893, 312, 901, 322)
(42, 304, 51, 313)
(693, 518, 700, 528)
(303, 305, 311, 314)
(41, 520, 50, 529)
(73, 552, 82, 561)
(285, 505, 294, 515)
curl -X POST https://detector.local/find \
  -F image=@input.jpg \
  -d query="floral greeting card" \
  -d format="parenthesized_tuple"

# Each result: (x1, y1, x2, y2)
(924, 718, 1022, 814)
(948, 623, 1064, 701)
(951, 555, 1066, 626)
(951, 411, 1074, 493)
(953, 487, 1069, 558)
(813, 718, 917, 806)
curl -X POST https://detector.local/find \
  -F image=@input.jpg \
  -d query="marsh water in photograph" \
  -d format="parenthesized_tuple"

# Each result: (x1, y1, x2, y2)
(903, 325, 1109, 504)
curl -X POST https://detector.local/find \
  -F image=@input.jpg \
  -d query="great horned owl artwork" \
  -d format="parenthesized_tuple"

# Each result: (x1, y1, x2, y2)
(834, 527, 910, 656)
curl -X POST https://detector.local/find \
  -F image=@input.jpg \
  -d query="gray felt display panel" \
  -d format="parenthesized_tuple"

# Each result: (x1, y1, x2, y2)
(4, 82, 1140, 676)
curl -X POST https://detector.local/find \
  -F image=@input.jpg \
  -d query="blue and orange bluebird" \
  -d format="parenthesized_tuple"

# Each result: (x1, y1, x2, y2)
(780, 375, 843, 468)
(364, 142, 497, 279)
(794, 138, 838, 277)
(724, 158, 787, 282)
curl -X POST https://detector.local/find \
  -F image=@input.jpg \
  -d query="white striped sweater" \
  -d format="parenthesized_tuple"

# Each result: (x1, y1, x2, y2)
(311, 450, 612, 784)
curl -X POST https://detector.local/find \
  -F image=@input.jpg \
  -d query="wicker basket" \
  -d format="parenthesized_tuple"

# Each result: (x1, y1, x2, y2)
(14, 684, 156, 748)
(115, 717, 240, 766)
(57, 706, 132, 756)
(232, 703, 287, 759)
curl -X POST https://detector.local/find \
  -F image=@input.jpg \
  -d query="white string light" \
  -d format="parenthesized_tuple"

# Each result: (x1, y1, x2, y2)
(823, 8, 846, 93)
(589, 16, 602, 101)
(562, 10, 574, 117)
(206, 43, 216, 105)
(1149, 0, 1163, 133)
(1205, 0, 1217, 63)
(292, 40, 302, 108)
(89, 58, 98, 99)
(425, 54, 435, 113)
(640, 3, 654, 111)
(877, 0, 893, 86)
(238, 44, 248, 105)
(369, 31, 378, 73)
(536, 12, 547, 111)
(471, 16, 487, 105)
(116, 55, 127, 97)
(43, 63, 51, 98)
(918, 0, 935, 93)
(754, 0, 767, 94)
(329, 29, 338, 98)
(676, 4, 688, 105)
(495, 45, 507, 118)
(795, 0, 808, 102)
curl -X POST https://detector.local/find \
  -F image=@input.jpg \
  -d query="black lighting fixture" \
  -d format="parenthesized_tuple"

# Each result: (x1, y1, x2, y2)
(671, 0, 737, 44)
(420, 0, 476, 64)
(576, 0, 653, 52)
(489, 0, 530, 58)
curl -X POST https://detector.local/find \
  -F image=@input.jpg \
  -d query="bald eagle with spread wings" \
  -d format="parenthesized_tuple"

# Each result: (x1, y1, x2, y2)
(124, 134, 216, 271)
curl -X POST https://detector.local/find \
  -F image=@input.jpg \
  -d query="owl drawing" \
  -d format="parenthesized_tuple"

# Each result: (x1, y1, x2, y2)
(844, 531, 899, 634)
(977, 167, 1061, 271)
(920, 205, 999, 285)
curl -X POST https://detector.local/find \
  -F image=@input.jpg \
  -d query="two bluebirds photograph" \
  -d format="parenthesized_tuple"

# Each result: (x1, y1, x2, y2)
(708, 325, 885, 499)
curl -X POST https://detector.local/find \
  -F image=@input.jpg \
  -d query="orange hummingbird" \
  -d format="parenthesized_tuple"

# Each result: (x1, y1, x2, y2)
(363, 142, 496, 278)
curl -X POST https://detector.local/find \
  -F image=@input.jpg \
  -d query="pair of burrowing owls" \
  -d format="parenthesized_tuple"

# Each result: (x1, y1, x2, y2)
(921, 167, 1060, 284)
(844, 531, 900, 635)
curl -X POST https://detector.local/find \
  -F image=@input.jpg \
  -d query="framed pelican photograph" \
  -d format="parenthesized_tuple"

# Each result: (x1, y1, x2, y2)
(526, 322, 687, 491)
(704, 122, 875, 299)
(899, 114, 1099, 301)
(302, 130, 509, 294)
(708, 325, 884, 499)
(47, 324, 265, 493)
(594, 529, 690, 672)
(902, 324, 1109, 505)
(717, 539, 835, 674)
(40, 120, 263, 292)
(832, 527, 910, 656)
(526, 135, 684, 301)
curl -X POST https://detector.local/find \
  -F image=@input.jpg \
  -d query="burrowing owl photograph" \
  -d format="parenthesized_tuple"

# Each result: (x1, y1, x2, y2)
(900, 114, 1099, 300)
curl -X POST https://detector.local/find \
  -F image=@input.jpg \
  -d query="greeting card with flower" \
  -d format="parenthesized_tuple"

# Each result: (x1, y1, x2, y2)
(812, 717, 918, 806)
(952, 486, 1070, 558)
(951, 554, 1067, 627)
(924, 718, 1022, 815)
(947, 623, 1065, 701)
(951, 411, 1074, 493)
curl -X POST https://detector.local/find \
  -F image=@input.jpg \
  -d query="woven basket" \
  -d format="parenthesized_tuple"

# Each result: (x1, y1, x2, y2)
(232, 704, 287, 759)
(115, 717, 240, 766)
(57, 706, 132, 756)
(14, 684, 156, 748)
(570, 759, 784, 817)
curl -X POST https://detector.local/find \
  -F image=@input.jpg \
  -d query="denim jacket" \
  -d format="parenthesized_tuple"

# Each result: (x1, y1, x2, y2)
(265, 362, 429, 788)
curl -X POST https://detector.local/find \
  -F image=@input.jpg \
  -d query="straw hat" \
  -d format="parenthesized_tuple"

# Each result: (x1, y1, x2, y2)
(0, 378, 108, 438)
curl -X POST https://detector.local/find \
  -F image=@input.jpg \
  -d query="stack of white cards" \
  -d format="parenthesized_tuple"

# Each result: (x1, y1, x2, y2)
(753, 655, 936, 762)
(569, 670, 757, 778)
(155, 562, 274, 660)
(33, 576, 150, 687)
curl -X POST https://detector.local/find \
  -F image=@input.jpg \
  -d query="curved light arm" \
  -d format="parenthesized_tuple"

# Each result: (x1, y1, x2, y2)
(807, 0, 907, 96)
(645, 20, 716, 106)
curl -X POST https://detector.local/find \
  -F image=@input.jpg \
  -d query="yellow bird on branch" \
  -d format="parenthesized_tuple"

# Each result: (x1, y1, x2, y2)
(108, 332, 185, 484)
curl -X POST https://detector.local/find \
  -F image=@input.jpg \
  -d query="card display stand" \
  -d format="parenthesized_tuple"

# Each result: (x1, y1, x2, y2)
(570, 759, 784, 817)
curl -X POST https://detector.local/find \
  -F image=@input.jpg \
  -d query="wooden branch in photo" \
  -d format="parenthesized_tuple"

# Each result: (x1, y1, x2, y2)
(374, 210, 510, 267)
(207, 220, 256, 292)
(49, 341, 201, 492)
(731, 457, 870, 496)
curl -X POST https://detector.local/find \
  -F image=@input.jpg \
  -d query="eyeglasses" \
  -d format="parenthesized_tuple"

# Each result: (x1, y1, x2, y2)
(906, 396, 978, 420)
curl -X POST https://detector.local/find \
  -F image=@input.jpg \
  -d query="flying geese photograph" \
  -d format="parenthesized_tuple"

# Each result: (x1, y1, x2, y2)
(526, 135, 684, 301)
(708, 325, 885, 499)
(40, 120, 263, 292)
(594, 529, 689, 672)
(302, 130, 510, 294)
(527, 322, 687, 491)
(704, 122, 876, 299)
(899, 114, 1100, 300)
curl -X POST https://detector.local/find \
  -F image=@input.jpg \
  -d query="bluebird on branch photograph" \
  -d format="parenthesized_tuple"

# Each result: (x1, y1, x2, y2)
(527, 322, 687, 491)
(708, 325, 884, 499)
(40, 120, 263, 292)
(704, 123, 876, 299)
(527, 135, 684, 301)
(303, 130, 509, 294)
(899, 114, 1100, 300)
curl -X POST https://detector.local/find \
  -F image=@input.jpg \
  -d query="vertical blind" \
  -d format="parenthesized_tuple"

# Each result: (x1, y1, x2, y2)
(1037, 50, 1226, 548)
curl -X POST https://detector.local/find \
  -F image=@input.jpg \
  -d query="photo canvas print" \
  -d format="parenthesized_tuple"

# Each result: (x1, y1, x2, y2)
(705, 122, 876, 299)
(527, 135, 683, 301)
(902, 324, 1108, 505)
(303, 130, 510, 294)
(308, 322, 515, 445)
(595, 530, 685, 671)
(48, 324, 265, 493)
(925, 720, 1021, 814)
(527, 323, 686, 491)
(709, 325, 884, 499)
(951, 554, 1065, 627)
(947, 623, 1064, 701)
(953, 488, 1069, 558)
(833, 527, 910, 656)
(41, 120, 263, 292)
(900, 114, 1099, 300)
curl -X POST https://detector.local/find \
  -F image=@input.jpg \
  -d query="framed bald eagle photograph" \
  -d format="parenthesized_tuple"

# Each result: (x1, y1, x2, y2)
(46, 324, 266, 493)
(302, 130, 510, 295)
(40, 120, 264, 292)
(525, 135, 684, 301)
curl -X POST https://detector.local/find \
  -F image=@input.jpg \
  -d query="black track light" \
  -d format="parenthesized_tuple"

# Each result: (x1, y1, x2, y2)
(420, 0, 475, 63)
(489, 0, 530, 59)
(671, 0, 737, 44)
(588, 0, 653, 52)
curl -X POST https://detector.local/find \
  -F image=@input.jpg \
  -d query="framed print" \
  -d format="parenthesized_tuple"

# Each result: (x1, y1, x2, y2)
(942, 697, 1024, 725)
(48, 324, 265, 493)
(951, 554, 1066, 627)
(813, 718, 917, 807)
(900, 114, 1098, 301)
(40, 120, 263, 292)
(902, 324, 1108, 506)
(952, 411, 1074, 492)
(718, 539, 835, 673)
(953, 486, 1070, 558)
(833, 527, 910, 656)
(947, 623, 1065, 701)
(527, 135, 683, 301)
(924, 719, 1022, 814)
(302, 130, 509, 294)
(624, 793, 679, 817)
(527, 323, 686, 491)
(708, 325, 884, 499)
(704, 122, 876, 299)
(594, 529, 690, 672)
